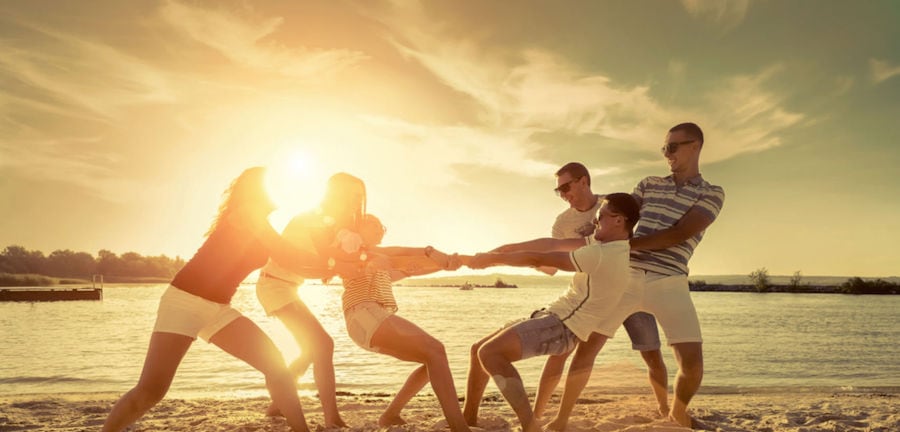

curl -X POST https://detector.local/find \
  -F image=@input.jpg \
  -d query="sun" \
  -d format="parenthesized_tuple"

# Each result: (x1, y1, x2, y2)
(266, 150, 325, 230)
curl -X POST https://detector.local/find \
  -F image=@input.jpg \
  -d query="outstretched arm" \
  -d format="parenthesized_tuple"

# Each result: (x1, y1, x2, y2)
(468, 251, 575, 272)
(369, 246, 462, 281)
(490, 237, 586, 253)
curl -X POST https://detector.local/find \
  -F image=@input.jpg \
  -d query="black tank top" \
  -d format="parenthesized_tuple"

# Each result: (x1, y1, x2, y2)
(171, 218, 270, 304)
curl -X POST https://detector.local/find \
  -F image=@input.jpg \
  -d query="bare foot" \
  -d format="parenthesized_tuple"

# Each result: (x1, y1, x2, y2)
(545, 417, 567, 431)
(669, 410, 710, 429)
(325, 417, 348, 428)
(378, 413, 407, 427)
(657, 404, 670, 418)
(265, 402, 282, 417)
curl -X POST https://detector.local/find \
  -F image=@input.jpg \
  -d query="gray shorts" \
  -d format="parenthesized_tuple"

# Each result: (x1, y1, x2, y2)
(622, 311, 661, 351)
(509, 311, 578, 360)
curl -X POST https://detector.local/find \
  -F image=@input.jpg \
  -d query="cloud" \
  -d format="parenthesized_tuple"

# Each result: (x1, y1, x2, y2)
(376, 9, 803, 173)
(869, 58, 900, 84)
(159, 0, 368, 80)
(680, 0, 751, 31)
(700, 65, 805, 162)
(0, 22, 176, 122)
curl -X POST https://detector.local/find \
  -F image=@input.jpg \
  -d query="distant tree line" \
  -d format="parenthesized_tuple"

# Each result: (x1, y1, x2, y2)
(689, 268, 900, 295)
(0, 245, 185, 280)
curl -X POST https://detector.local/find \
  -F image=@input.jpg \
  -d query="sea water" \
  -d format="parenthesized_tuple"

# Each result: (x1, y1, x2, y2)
(1, 283, 898, 398)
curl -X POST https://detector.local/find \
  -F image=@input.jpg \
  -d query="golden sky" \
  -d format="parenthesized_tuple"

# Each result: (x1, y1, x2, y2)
(2, 1, 899, 277)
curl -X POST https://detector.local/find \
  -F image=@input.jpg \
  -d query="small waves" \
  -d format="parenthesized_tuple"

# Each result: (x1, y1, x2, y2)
(0, 375, 96, 385)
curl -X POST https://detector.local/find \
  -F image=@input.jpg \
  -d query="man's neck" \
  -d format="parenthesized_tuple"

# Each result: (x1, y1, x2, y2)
(672, 165, 700, 187)
(573, 193, 598, 212)
(595, 232, 629, 243)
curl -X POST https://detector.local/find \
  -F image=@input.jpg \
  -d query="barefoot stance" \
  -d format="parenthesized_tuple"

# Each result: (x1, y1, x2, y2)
(545, 416, 568, 432)
(379, 413, 407, 427)
(669, 410, 699, 429)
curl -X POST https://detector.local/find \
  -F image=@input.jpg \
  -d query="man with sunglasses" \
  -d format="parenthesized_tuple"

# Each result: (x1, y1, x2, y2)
(463, 193, 641, 432)
(539, 123, 724, 429)
(626, 122, 725, 427)
(530, 162, 668, 422)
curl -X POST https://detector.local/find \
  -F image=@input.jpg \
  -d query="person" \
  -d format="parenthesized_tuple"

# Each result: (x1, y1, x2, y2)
(102, 167, 354, 432)
(498, 122, 725, 430)
(532, 162, 669, 421)
(338, 214, 473, 432)
(462, 193, 641, 432)
(625, 122, 725, 427)
(254, 172, 371, 427)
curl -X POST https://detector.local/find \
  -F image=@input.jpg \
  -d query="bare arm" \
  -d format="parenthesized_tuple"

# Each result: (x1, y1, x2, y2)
(630, 207, 714, 251)
(491, 237, 587, 253)
(468, 251, 576, 272)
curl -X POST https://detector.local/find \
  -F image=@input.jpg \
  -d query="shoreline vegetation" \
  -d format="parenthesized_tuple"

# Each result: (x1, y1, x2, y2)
(1, 244, 897, 294)
(2, 272, 899, 294)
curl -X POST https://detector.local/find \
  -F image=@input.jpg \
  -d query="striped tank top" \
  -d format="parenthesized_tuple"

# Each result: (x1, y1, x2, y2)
(341, 270, 398, 312)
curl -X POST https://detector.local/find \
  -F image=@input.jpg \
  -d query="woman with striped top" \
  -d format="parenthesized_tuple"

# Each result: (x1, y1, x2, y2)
(339, 214, 473, 432)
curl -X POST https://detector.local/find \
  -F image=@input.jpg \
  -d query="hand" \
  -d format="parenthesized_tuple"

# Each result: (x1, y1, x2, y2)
(445, 253, 463, 271)
(467, 253, 495, 269)
(334, 260, 365, 280)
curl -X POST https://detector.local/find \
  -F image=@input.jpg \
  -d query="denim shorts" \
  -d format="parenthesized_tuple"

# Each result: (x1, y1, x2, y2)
(509, 311, 578, 360)
(622, 311, 661, 351)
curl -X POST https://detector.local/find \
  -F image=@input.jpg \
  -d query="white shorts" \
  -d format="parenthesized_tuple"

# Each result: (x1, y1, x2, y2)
(603, 269, 702, 345)
(343, 302, 396, 352)
(256, 273, 301, 316)
(153, 286, 243, 342)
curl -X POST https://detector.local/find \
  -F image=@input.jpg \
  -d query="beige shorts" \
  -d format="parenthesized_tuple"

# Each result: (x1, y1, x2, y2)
(153, 285, 243, 342)
(255, 273, 301, 316)
(343, 302, 396, 352)
(602, 269, 702, 345)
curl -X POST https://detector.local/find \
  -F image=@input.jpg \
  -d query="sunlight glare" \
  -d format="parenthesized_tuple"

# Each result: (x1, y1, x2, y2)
(266, 150, 324, 230)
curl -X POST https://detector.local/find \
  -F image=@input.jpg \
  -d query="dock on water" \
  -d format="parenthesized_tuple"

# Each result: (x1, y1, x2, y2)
(0, 287, 103, 302)
(0, 275, 104, 302)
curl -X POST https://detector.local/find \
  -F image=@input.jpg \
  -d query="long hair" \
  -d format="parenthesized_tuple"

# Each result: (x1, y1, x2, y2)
(206, 167, 275, 236)
(321, 172, 366, 229)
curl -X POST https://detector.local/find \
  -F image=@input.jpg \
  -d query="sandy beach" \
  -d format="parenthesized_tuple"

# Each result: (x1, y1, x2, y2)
(2, 390, 896, 432)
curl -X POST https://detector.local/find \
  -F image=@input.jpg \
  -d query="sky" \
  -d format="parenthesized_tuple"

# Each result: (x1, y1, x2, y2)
(1, 0, 899, 278)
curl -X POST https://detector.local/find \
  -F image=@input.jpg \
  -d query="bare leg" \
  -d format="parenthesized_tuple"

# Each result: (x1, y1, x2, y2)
(640, 349, 669, 417)
(102, 332, 193, 432)
(370, 315, 472, 432)
(268, 302, 346, 427)
(380, 365, 429, 426)
(533, 351, 571, 421)
(463, 328, 503, 426)
(210, 317, 310, 432)
(547, 333, 607, 431)
(476, 329, 540, 432)
(669, 342, 703, 427)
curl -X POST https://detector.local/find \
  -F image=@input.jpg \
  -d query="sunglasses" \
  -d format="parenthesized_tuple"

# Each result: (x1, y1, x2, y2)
(554, 177, 581, 195)
(661, 139, 696, 154)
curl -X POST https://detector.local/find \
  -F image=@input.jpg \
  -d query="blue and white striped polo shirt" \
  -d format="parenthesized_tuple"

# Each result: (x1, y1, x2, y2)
(630, 175, 725, 276)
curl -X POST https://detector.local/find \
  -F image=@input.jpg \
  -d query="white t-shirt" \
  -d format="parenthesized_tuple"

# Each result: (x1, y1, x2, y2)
(545, 239, 631, 342)
(551, 194, 604, 239)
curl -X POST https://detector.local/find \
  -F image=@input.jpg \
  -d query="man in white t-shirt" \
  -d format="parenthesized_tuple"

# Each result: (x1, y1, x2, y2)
(531, 162, 669, 420)
(462, 193, 640, 432)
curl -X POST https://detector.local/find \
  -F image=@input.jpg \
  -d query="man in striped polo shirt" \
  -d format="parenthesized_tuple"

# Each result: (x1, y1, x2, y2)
(627, 122, 725, 427)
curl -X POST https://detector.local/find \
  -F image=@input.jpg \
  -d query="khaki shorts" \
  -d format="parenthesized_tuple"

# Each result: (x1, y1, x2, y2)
(343, 302, 396, 352)
(602, 269, 702, 345)
(255, 273, 301, 316)
(153, 286, 243, 342)
(507, 311, 578, 360)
